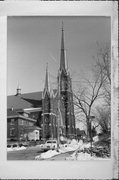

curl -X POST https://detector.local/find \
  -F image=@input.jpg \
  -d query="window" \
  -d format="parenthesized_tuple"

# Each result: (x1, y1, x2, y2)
(29, 122, 33, 126)
(10, 119, 15, 125)
(20, 129, 24, 136)
(23, 112, 28, 118)
(19, 119, 24, 125)
(10, 128, 15, 136)
(25, 121, 29, 125)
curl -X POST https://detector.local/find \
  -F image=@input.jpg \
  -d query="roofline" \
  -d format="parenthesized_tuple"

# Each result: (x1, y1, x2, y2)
(24, 107, 42, 112)
(7, 114, 36, 122)
(7, 91, 43, 97)
(24, 126, 41, 130)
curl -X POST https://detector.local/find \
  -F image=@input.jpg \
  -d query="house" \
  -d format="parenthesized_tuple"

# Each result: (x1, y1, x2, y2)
(7, 108, 41, 141)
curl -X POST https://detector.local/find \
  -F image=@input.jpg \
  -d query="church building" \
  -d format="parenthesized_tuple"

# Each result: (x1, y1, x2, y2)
(7, 24, 76, 142)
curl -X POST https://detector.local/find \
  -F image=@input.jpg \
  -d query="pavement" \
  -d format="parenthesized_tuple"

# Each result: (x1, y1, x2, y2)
(7, 146, 42, 160)
(7, 146, 75, 160)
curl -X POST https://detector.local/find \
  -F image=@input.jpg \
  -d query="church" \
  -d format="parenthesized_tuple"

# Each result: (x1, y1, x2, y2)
(7, 25, 76, 142)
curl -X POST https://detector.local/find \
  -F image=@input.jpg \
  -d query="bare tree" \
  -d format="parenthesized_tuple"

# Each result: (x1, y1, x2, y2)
(94, 42, 111, 106)
(73, 42, 111, 141)
(74, 71, 106, 141)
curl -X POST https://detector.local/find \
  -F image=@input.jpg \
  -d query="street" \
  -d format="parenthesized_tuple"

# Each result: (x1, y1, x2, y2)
(7, 146, 74, 160)
(7, 146, 43, 160)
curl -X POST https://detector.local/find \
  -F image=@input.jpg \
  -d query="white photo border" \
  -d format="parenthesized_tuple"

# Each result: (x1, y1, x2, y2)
(0, 1, 118, 179)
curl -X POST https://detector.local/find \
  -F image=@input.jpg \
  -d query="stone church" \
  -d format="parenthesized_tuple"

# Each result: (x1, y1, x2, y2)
(7, 25, 76, 141)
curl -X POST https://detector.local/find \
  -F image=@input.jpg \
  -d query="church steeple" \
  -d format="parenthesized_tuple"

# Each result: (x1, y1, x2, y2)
(45, 63, 48, 91)
(60, 22, 66, 72)
(43, 63, 49, 96)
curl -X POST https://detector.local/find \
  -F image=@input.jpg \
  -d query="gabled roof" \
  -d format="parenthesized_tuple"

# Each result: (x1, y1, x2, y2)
(7, 91, 42, 110)
(7, 95, 34, 110)
(7, 109, 37, 122)
(24, 126, 41, 130)
(22, 91, 42, 101)
(7, 90, 58, 110)
(7, 109, 19, 116)
(21, 97, 42, 108)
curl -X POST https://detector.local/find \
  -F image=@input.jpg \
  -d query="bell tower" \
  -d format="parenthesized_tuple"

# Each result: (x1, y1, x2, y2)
(58, 23, 76, 139)
(42, 64, 57, 140)
(42, 63, 51, 140)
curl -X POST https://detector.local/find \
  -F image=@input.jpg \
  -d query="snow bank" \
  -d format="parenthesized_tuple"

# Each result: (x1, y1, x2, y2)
(60, 144, 79, 152)
(78, 140, 83, 147)
(35, 150, 60, 160)
(77, 152, 93, 160)
(78, 142, 93, 150)
(60, 146, 74, 152)
(13, 146, 26, 151)
(7, 147, 13, 152)
(7, 146, 26, 151)
(66, 152, 92, 160)
(93, 136, 99, 142)
(70, 139, 78, 145)
(35, 141, 94, 160)
(67, 151, 109, 160)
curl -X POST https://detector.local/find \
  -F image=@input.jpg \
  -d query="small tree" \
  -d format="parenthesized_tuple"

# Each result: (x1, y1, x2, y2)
(95, 106, 111, 134)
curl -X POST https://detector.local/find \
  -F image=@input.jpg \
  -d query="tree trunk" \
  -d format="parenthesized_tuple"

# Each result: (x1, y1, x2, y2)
(86, 119, 92, 142)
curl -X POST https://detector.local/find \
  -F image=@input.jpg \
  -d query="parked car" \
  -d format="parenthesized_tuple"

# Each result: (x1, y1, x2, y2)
(40, 140, 57, 150)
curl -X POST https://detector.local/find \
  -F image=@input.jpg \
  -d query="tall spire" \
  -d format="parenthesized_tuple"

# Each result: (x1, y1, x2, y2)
(44, 63, 49, 93)
(60, 22, 66, 72)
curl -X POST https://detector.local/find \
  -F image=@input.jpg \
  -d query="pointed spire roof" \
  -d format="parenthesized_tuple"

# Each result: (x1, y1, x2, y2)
(49, 84, 55, 98)
(43, 63, 49, 96)
(44, 63, 48, 91)
(60, 22, 66, 72)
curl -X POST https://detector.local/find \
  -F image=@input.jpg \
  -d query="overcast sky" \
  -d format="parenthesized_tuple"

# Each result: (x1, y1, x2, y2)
(7, 16, 110, 96)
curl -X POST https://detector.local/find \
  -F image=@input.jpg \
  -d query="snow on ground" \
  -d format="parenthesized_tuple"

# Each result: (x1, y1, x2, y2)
(7, 147, 13, 152)
(7, 146, 26, 151)
(66, 151, 107, 160)
(59, 144, 78, 152)
(79, 142, 92, 150)
(67, 150, 110, 160)
(93, 135, 99, 142)
(34, 139, 105, 160)
(35, 139, 81, 160)
(35, 150, 60, 160)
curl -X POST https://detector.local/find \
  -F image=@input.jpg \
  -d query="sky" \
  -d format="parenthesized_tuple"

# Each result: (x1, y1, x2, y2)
(7, 16, 110, 96)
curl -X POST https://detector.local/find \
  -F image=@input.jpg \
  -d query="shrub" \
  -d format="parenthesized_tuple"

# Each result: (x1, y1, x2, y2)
(13, 144, 17, 148)
(7, 145, 11, 148)
(19, 143, 23, 147)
